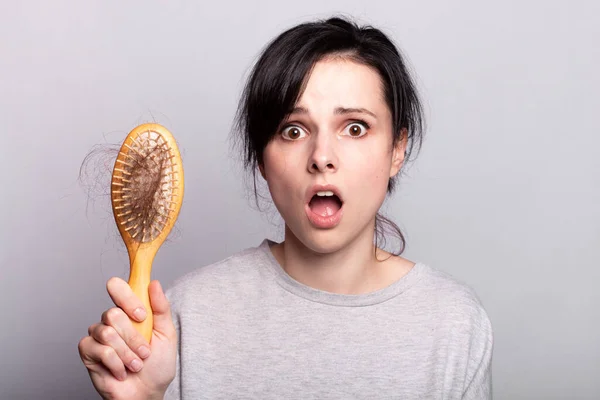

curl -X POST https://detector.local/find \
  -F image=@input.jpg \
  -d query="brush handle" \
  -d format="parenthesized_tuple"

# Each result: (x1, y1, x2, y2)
(128, 255, 154, 343)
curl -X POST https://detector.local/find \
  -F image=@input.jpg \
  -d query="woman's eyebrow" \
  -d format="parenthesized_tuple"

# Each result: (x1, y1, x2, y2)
(290, 106, 309, 115)
(289, 106, 377, 118)
(334, 107, 376, 118)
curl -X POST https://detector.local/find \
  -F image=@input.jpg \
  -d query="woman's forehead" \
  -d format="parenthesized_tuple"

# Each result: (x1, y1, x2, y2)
(294, 59, 387, 116)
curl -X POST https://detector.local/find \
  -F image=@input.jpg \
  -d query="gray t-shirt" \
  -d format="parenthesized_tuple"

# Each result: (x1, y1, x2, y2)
(164, 239, 493, 399)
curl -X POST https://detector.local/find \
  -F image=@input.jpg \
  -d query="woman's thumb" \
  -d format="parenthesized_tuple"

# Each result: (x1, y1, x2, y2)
(148, 280, 175, 337)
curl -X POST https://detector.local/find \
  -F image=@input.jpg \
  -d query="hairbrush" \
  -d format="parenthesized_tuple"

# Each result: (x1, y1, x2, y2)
(110, 123, 184, 342)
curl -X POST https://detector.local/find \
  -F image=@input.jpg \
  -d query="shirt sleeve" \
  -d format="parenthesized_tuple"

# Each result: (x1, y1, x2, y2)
(461, 304, 494, 399)
(163, 290, 181, 400)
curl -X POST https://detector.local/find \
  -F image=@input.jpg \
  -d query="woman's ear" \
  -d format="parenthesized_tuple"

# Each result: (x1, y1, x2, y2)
(389, 128, 408, 178)
(258, 163, 266, 180)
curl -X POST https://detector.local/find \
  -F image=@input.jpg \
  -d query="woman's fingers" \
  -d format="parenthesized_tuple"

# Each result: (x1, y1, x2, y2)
(148, 280, 175, 338)
(100, 307, 151, 360)
(78, 277, 177, 399)
(89, 322, 145, 374)
(78, 335, 128, 381)
(106, 277, 147, 323)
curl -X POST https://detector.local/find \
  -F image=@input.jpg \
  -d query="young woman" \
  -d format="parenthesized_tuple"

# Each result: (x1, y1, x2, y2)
(78, 16, 493, 400)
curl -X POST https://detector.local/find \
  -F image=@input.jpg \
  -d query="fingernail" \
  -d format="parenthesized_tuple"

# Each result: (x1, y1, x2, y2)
(130, 358, 143, 372)
(138, 345, 151, 359)
(133, 307, 146, 321)
(119, 371, 127, 381)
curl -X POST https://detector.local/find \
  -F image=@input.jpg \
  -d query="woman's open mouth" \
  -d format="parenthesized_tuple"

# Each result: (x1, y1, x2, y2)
(305, 190, 344, 229)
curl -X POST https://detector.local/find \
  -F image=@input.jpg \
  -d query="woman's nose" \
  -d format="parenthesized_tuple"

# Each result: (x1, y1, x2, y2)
(307, 132, 338, 173)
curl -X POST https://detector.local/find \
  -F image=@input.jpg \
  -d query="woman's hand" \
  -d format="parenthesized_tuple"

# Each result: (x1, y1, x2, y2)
(78, 278, 177, 400)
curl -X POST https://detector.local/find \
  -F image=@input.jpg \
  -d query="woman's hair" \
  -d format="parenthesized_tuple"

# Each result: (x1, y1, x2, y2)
(233, 15, 425, 256)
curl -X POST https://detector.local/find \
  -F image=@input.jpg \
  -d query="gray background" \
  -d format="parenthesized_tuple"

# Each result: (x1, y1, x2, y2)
(1, 1, 598, 399)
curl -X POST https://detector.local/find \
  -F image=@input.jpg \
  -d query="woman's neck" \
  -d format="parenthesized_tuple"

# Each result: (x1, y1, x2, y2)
(270, 225, 414, 295)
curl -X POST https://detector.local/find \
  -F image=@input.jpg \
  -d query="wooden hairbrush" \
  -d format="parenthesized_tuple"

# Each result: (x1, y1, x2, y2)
(110, 123, 184, 343)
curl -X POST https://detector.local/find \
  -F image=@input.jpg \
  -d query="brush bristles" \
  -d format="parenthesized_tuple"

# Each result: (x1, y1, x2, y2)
(111, 129, 179, 243)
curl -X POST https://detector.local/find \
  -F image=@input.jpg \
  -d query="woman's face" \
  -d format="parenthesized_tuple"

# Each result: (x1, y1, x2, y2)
(261, 57, 406, 254)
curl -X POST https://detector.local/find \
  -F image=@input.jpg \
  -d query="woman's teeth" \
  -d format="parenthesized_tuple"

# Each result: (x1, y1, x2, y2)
(316, 191, 335, 197)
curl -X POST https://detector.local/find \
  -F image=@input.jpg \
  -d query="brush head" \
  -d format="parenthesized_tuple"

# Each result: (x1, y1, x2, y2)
(110, 123, 184, 251)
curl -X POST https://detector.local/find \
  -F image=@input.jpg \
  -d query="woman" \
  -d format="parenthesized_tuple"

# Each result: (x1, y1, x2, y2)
(78, 16, 493, 399)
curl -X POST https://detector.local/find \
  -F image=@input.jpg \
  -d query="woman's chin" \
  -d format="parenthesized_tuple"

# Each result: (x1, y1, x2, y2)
(288, 226, 353, 255)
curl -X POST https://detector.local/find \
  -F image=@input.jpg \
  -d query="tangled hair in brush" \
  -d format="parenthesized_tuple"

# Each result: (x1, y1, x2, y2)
(78, 132, 182, 246)
(79, 143, 120, 215)
(111, 128, 180, 244)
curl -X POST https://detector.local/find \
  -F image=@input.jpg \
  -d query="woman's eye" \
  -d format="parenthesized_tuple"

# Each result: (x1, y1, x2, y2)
(281, 125, 307, 140)
(344, 122, 368, 138)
